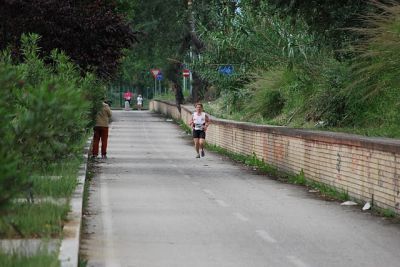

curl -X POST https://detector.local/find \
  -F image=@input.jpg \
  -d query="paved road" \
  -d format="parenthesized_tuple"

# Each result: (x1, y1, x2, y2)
(81, 110, 400, 267)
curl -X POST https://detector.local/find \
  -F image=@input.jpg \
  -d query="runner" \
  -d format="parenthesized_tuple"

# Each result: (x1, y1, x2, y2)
(189, 103, 210, 158)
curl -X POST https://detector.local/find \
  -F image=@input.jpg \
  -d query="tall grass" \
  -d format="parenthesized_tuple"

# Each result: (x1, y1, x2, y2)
(343, 0, 400, 137)
(0, 202, 70, 238)
(350, 1, 400, 97)
(29, 157, 82, 198)
(0, 250, 59, 267)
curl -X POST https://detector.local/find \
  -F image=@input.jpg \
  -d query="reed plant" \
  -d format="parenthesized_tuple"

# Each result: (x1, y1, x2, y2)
(343, 0, 400, 137)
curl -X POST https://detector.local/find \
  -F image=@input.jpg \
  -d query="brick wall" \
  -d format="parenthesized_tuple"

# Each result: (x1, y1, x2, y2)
(150, 100, 400, 214)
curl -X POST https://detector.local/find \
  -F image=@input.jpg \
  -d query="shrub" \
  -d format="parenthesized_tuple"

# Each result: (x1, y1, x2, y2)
(0, 64, 29, 209)
(0, 33, 104, 212)
(243, 69, 298, 122)
(305, 58, 352, 126)
(10, 35, 91, 167)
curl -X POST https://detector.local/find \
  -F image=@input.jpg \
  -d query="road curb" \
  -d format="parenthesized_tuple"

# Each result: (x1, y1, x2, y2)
(58, 138, 91, 267)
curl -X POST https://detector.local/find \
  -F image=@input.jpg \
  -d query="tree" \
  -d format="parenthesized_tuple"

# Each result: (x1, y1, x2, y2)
(117, 0, 188, 104)
(0, 0, 137, 78)
(265, 0, 374, 49)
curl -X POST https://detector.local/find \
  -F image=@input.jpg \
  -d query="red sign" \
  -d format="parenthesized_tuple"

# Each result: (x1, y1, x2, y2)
(183, 69, 190, 77)
(150, 69, 161, 78)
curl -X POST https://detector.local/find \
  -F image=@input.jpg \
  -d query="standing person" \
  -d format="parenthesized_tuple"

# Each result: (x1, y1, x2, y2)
(123, 91, 132, 110)
(136, 94, 143, 110)
(92, 100, 112, 159)
(189, 103, 210, 158)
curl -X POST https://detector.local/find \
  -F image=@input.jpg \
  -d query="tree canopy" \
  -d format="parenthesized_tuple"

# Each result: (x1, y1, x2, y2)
(0, 0, 137, 78)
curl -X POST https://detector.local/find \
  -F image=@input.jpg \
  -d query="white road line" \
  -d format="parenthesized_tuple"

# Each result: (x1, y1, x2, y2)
(287, 255, 309, 267)
(233, 212, 249, 222)
(215, 199, 229, 207)
(101, 180, 121, 267)
(255, 230, 277, 243)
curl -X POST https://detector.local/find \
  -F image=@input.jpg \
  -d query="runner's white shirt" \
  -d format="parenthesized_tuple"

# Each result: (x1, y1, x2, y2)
(193, 112, 206, 130)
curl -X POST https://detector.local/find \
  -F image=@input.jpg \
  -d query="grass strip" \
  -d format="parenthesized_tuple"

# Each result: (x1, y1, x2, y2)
(29, 157, 82, 198)
(0, 250, 59, 267)
(177, 119, 192, 134)
(0, 202, 70, 238)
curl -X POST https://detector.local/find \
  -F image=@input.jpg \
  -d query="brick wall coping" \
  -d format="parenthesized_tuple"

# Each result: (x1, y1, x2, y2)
(158, 100, 400, 154)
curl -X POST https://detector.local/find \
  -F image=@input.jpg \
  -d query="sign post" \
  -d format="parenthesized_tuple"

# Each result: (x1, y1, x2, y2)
(150, 69, 161, 97)
(183, 69, 190, 77)
(156, 72, 163, 95)
(183, 69, 190, 92)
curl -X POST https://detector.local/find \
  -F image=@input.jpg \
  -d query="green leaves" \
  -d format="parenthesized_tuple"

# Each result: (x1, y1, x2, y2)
(0, 34, 100, 211)
(191, 4, 317, 97)
(0, 0, 136, 79)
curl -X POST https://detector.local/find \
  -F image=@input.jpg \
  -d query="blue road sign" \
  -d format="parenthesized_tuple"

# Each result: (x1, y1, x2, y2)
(156, 73, 163, 80)
(218, 65, 234, 75)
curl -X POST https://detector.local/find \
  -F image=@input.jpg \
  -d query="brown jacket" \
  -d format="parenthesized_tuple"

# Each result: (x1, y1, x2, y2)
(95, 102, 112, 127)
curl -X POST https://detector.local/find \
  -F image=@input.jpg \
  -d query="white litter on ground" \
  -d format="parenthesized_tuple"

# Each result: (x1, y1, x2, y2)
(362, 202, 371, 210)
(341, 201, 358, 206)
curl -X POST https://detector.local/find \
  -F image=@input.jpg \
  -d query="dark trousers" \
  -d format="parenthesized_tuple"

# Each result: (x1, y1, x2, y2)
(92, 126, 109, 156)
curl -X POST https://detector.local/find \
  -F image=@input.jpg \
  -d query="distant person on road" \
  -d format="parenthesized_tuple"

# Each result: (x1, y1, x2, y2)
(136, 94, 143, 110)
(92, 100, 112, 159)
(189, 103, 210, 158)
(124, 91, 133, 110)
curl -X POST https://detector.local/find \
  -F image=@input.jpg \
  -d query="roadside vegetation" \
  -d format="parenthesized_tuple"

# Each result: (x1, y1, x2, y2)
(0, 34, 103, 264)
(123, 1, 400, 139)
(1, 0, 135, 263)
(0, 250, 60, 267)
(198, 1, 400, 138)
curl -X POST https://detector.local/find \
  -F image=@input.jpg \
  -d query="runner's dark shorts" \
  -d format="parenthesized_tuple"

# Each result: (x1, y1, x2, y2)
(193, 129, 206, 139)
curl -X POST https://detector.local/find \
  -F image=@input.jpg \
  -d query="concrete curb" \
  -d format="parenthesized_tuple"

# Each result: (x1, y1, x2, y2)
(58, 138, 91, 267)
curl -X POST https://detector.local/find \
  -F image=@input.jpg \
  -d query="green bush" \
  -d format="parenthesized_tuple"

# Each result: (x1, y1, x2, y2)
(0, 33, 104, 213)
(9, 34, 97, 167)
(0, 62, 30, 210)
(241, 68, 300, 123)
(305, 58, 352, 126)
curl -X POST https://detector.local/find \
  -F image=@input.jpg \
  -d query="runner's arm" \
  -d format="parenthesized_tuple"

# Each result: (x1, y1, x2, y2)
(189, 116, 194, 128)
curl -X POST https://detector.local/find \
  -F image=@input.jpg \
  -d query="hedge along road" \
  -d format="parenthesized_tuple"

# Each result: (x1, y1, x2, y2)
(80, 110, 400, 267)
